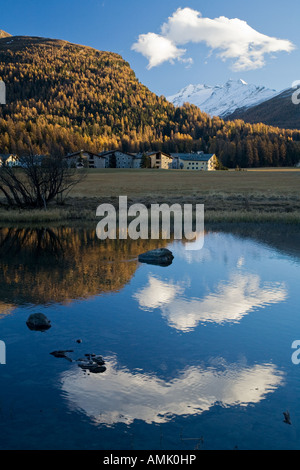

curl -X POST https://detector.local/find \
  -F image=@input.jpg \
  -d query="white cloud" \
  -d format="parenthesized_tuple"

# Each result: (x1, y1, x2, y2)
(132, 7, 295, 71)
(131, 32, 186, 69)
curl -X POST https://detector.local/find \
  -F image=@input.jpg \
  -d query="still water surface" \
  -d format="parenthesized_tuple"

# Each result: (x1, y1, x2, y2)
(0, 225, 300, 450)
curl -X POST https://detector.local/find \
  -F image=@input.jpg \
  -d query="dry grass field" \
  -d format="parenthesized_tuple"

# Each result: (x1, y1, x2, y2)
(71, 168, 300, 198)
(0, 168, 300, 225)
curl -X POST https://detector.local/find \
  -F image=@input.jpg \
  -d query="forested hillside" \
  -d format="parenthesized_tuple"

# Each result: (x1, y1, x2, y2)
(0, 35, 299, 167)
(227, 88, 300, 131)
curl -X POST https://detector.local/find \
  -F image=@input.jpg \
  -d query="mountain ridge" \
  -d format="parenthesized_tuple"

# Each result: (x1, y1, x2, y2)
(167, 79, 279, 118)
(226, 87, 300, 129)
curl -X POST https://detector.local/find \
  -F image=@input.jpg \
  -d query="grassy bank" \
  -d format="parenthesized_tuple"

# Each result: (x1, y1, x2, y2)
(0, 169, 300, 226)
(0, 206, 299, 227)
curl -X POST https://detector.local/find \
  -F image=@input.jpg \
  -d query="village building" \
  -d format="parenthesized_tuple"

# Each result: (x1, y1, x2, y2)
(172, 152, 218, 171)
(99, 150, 143, 169)
(64, 150, 106, 169)
(132, 154, 143, 168)
(142, 151, 173, 169)
(62, 149, 218, 171)
(0, 154, 19, 167)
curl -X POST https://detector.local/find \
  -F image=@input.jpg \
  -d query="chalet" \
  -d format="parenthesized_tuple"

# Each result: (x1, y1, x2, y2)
(132, 154, 143, 168)
(0, 154, 19, 167)
(172, 152, 218, 171)
(64, 150, 106, 169)
(142, 151, 173, 169)
(6, 155, 58, 168)
(99, 150, 132, 168)
(20, 155, 49, 167)
(99, 150, 143, 169)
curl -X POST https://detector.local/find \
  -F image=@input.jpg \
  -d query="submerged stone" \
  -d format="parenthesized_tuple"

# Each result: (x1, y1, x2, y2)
(77, 353, 106, 373)
(50, 348, 107, 373)
(283, 411, 292, 425)
(50, 350, 74, 361)
(78, 362, 106, 374)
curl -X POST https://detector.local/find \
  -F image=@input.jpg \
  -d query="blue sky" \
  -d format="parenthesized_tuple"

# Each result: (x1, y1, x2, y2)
(1, 0, 299, 96)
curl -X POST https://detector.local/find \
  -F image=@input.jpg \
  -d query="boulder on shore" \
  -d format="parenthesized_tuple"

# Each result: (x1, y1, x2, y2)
(26, 313, 51, 331)
(138, 248, 174, 266)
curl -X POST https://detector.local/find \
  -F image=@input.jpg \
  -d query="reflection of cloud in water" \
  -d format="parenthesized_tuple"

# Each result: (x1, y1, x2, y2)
(134, 276, 184, 310)
(237, 257, 245, 268)
(134, 273, 287, 332)
(61, 357, 284, 426)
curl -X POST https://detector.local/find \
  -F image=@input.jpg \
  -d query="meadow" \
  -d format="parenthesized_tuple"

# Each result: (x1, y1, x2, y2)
(0, 168, 300, 225)
(71, 168, 300, 198)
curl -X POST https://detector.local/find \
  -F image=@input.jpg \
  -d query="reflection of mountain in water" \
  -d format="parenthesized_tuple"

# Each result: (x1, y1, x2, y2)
(0, 224, 298, 314)
(0, 228, 168, 306)
(207, 223, 300, 262)
(61, 356, 284, 426)
(0, 302, 16, 317)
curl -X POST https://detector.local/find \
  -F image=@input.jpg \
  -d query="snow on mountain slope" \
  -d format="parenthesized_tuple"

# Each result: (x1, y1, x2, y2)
(167, 79, 279, 118)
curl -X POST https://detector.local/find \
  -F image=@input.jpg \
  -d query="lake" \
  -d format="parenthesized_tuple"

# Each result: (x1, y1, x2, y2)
(0, 224, 300, 450)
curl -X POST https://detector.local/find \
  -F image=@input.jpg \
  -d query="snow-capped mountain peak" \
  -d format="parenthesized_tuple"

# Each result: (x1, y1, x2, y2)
(167, 79, 278, 118)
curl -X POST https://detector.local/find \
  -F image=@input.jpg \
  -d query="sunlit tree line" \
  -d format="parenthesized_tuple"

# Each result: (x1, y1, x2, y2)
(0, 37, 299, 167)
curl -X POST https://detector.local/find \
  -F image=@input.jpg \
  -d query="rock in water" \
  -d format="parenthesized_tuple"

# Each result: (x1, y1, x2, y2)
(50, 348, 107, 373)
(78, 362, 106, 374)
(50, 350, 74, 362)
(26, 313, 51, 331)
(283, 411, 292, 425)
(84, 354, 105, 365)
(138, 248, 174, 266)
(77, 354, 106, 373)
